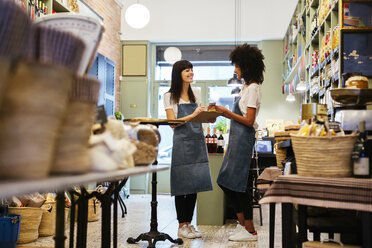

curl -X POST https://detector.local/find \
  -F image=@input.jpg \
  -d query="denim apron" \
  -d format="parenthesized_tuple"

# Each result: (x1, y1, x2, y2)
(170, 103, 213, 196)
(217, 96, 256, 192)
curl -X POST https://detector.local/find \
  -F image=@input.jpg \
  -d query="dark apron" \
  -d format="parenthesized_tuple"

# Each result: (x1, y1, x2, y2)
(217, 96, 256, 192)
(170, 103, 213, 196)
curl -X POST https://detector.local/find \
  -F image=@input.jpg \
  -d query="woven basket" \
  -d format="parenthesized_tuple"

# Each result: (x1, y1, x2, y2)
(52, 76, 100, 174)
(290, 134, 358, 177)
(8, 207, 42, 244)
(0, 62, 72, 179)
(39, 202, 69, 236)
(0, 59, 10, 110)
(274, 143, 286, 169)
(75, 198, 101, 222)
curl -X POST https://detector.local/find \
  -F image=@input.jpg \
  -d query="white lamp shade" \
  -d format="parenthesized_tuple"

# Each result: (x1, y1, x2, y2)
(125, 4, 150, 29)
(296, 81, 307, 92)
(286, 93, 296, 102)
(164, 47, 182, 64)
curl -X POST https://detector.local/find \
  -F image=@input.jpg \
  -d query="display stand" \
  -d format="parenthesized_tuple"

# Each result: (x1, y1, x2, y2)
(125, 119, 184, 248)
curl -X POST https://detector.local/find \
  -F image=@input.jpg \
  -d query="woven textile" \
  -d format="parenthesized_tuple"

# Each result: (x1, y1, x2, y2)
(259, 175, 372, 212)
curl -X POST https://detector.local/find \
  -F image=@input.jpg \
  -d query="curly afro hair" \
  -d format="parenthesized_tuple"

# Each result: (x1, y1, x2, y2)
(229, 43, 265, 84)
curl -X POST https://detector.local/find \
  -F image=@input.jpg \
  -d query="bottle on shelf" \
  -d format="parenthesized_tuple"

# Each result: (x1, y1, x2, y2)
(205, 127, 211, 153)
(211, 127, 217, 153)
(352, 120, 370, 178)
(217, 131, 224, 154)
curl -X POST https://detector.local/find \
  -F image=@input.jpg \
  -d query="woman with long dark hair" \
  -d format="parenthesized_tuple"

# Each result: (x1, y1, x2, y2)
(212, 44, 265, 242)
(163, 60, 213, 239)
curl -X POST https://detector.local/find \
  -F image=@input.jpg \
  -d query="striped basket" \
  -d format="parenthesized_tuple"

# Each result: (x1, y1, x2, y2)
(290, 134, 358, 177)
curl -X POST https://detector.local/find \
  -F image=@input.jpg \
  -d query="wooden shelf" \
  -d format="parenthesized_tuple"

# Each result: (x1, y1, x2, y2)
(0, 165, 169, 198)
(53, 0, 71, 12)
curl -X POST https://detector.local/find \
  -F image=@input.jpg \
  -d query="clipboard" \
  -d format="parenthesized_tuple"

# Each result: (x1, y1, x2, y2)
(189, 111, 223, 123)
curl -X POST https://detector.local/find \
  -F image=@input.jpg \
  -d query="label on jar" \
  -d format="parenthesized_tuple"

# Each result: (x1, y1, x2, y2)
(353, 157, 370, 176)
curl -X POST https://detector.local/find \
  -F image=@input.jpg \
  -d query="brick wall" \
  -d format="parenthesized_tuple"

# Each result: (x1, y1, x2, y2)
(83, 0, 121, 110)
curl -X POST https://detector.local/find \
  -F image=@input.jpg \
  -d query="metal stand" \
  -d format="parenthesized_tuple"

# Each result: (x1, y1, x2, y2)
(54, 191, 67, 248)
(127, 167, 183, 248)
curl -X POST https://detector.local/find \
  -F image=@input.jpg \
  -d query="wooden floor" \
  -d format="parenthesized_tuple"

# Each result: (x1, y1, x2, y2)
(18, 194, 284, 248)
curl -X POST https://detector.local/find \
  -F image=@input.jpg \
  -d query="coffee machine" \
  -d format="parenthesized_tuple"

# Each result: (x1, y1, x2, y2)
(331, 88, 372, 161)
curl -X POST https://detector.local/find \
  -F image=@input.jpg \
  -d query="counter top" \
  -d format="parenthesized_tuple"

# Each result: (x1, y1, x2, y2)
(0, 165, 169, 198)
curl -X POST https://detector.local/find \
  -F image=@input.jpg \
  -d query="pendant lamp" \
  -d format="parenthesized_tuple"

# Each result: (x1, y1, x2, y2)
(286, 93, 296, 102)
(228, 73, 242, 86)
(125, 3, 150, 29)
(164, 47, 182, 64)
(227, 0, 242, 86)
(296, 81, 307, 93)
(231, 86, 241, 96)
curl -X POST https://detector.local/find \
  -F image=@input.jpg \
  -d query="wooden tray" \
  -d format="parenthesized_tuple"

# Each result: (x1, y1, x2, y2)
(189, 111, 223, 123)
(124, 118, 185, 125)
(330, 88, 372, 105)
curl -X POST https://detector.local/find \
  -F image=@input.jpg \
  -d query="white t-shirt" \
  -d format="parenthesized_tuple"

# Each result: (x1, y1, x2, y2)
(238, 83, 262, 129)
(163, 88, 202, 118)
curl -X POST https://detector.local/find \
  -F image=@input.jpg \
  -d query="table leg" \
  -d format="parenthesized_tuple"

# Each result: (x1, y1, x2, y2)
(127, 171, 183, 248)
(298, 205, 307, 247)
(68, 190, 76, 248)
(362, 211, 372, 247)
(282, 203, 294, 248)
(269, 203, 275, 248)
(54, 191, 66, 248)
(76, 188, 89, 248)
(113, 182, 119, 248)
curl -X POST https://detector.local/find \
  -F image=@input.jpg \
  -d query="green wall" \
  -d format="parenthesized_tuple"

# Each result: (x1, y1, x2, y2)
(257, 40, 301, 128)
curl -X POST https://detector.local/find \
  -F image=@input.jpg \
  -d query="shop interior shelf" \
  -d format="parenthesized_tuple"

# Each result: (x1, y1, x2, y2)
(330, 88, 372, 106)
(0, 165, 169, 198)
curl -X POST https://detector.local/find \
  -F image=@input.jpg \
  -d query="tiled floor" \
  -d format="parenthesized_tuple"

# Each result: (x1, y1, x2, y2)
(19, 194, 283, 248)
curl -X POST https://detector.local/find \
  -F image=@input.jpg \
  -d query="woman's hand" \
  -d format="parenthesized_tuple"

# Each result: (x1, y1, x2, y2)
(213, 105, 229, 117)
(192, 106, 205, 118)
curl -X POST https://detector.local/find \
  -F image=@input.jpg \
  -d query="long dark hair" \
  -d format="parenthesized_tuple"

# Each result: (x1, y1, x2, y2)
(230, 43, 265, 84)
(168, 60, 196, 104)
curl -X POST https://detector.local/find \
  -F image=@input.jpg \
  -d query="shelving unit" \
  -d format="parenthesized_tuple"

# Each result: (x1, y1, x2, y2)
(283, 0, 372, 115)
(14, 0, 71, 20)
(283, 0, 340, 107)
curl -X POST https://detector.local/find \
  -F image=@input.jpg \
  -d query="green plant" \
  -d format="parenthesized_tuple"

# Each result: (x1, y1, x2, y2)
(215, 117, 227, 134)
(114, 110, 123, 120)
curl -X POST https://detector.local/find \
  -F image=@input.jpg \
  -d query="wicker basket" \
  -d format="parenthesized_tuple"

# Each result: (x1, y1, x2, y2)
(0, 59, 10, 110)
(290, 134, 358, 177)
(8, 207, 43, 244)
(39, 202, 70, 236)
(75, 198, 101, 222)
(274, 143, 286, 169)
(52, 75, 100, 174)
(0, 61, 72, 179)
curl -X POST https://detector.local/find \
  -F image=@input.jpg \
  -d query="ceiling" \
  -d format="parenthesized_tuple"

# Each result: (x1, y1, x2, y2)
(120, 0, 299, 42)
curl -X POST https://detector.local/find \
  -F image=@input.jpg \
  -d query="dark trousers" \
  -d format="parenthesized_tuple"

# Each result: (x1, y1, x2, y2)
(175, 194, 197, 223)
(219, 181, 253, 220)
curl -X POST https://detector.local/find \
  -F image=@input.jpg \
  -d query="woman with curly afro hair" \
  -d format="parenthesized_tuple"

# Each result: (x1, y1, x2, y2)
(211, 43, 265, 242)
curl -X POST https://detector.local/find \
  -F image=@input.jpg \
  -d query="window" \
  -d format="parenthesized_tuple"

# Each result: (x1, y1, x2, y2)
(155, 45, 235, 80)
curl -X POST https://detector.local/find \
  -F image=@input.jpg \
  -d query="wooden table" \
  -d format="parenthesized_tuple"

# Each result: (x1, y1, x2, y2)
(259, 175, 372, 248)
